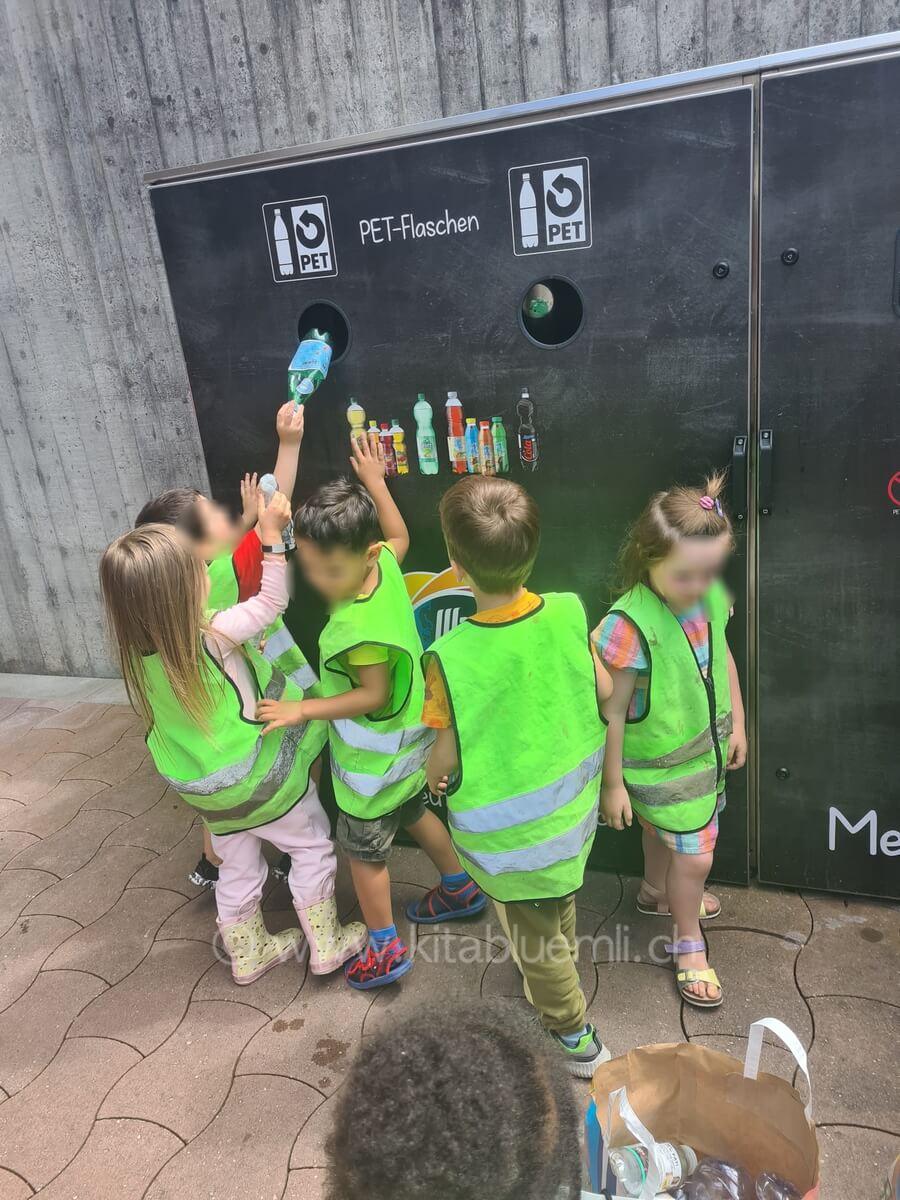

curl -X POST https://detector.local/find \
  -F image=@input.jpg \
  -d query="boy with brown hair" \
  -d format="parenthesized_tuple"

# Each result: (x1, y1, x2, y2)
(419, 475, 613, 1076)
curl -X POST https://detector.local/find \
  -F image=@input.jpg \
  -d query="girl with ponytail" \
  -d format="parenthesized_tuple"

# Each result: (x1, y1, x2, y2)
(594, 471, 747, 1008)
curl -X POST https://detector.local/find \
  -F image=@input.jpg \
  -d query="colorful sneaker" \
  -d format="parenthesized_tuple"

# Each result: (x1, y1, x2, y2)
(405, 879, 488, 924)
(344, 938, 413, 990)
(550, 1025, 612, 1079)
(272, 852, 292, 882)
(188, 854, 219, 889)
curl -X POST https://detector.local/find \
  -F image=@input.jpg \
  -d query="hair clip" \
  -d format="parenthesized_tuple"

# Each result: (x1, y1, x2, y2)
(714, 498, 724, 517)
(699, 495, 715, 510)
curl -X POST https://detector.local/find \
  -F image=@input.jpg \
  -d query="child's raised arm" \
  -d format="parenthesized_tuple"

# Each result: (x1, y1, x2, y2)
(349, 432, 410, 563)
(207, 490, 292, 648)
(273, 402, 305, 503)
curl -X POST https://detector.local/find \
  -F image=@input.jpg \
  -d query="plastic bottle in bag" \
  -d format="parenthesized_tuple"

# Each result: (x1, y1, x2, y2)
(609, 1142, 698, 1195)
(669, 1158, 754, 1200)
(755, 1174, 801, 1200)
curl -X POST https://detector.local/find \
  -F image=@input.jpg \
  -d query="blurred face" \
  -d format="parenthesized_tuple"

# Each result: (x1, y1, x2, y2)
(297, 538, 379, 605)
(649, 532, 732, 611)
(195, 495, 241, 559)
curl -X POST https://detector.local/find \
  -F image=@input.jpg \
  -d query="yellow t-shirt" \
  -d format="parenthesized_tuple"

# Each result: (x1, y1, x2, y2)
(422, 591, 542, 729)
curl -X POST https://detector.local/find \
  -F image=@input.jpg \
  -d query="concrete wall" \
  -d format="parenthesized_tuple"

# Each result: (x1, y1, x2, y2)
(2, 0, 898, 675)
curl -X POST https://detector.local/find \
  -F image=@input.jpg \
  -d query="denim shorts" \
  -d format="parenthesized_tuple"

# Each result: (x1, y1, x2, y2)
(336, 790, 429, 862)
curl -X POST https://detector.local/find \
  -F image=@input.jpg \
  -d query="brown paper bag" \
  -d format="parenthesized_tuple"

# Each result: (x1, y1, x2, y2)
(592, 1018, 819, 1198)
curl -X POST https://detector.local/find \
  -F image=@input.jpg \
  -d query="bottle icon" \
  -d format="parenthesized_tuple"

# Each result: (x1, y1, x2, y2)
(273, 209, 294, 277)
(288, 328, 333, 405)
(389, 419, 409, 475)
(445, 391, 467, 475)
(379, 423, 398, 476)
(259, 473, 296, 551)
(464, 417, 480, 474)
(478, 422, 495, 475)
(413, 393, 439, 476)
(490, 415, 509, 473)
(518, 173, 539, 249)
(517, 388, 539, 471)
(346, 398, 366, 442)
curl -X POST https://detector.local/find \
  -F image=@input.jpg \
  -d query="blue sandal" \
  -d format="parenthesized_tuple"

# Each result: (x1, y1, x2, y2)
(406, 879, 488, 924)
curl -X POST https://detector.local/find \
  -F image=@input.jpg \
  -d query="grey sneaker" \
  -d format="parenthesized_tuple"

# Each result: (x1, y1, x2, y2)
(550, 1024, 612, 1078)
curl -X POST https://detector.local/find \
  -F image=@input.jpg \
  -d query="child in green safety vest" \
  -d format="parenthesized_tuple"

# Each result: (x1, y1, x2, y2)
(100, 486, 367, 986)
(595, 471, 748, 1010)
(257, 433, 487, 990)
(136, 402, 318, 892)
(422, 475, 614, 1078)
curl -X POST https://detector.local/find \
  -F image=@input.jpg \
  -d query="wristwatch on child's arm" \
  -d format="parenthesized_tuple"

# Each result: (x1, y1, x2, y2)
(261, 541, 289, 555)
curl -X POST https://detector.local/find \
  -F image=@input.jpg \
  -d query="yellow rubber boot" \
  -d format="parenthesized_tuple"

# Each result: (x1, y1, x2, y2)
(296, 896, 367, 975)
(218, 907, 303, 985)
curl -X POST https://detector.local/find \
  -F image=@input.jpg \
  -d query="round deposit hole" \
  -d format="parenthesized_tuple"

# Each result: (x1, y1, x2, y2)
(297, 300, 351, 362)
(519, 277, 584, 348)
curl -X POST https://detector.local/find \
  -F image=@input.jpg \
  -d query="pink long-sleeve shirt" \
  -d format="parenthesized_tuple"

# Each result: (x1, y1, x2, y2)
(204, 555, 288, 718)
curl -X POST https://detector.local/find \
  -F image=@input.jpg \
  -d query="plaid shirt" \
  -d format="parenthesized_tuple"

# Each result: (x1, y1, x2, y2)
(594, 602, 713, 720)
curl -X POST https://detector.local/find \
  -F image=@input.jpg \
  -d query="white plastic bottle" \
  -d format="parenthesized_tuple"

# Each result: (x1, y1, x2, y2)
(413, 393, 439, 476)
(608, 1142, 698, 1196)
(518, 173, 539, 248)
(258, 473, 295, 552)
(273, 209, 294, 276)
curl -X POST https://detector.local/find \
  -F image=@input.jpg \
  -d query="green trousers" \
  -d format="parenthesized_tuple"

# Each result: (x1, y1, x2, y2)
(493, 894, 586, 1037)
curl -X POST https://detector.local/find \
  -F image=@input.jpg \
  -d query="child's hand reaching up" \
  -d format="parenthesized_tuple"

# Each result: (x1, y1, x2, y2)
(257, 698, 306, 734)
(276, 402, 305, 446)
(600, 782, 633, 831)
(239, 472, 259, 532)
(350, 429, 386, 492)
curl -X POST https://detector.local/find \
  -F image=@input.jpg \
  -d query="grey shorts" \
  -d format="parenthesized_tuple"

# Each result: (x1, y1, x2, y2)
(336, 790, 429, 863)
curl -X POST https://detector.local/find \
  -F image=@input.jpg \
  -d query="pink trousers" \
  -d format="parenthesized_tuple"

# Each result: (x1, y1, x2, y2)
(210, 781, 336, 923)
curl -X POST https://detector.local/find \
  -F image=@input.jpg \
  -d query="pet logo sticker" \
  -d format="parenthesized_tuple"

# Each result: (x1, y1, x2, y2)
(508, 158, 591, 255)
(263, 196, 338, 281)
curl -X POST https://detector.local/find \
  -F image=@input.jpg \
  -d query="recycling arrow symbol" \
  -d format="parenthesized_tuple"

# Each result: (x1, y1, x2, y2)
(294, 209, 326, 248)
(545, 172, 582, 218)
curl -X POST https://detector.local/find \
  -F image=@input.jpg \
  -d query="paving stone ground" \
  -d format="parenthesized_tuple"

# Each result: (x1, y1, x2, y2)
(0, 691, 897, 1198)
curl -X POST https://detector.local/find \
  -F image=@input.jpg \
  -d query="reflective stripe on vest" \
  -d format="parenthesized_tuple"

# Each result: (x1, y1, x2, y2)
(623, 713, 733, 771)
(626, 764, 719, 809)
(449, 746, 604, 836)
(459, 805, 599, 878)
(332, 717, 431, 757)
(260, 624, 319, 691)
(331, 730, 434, 799)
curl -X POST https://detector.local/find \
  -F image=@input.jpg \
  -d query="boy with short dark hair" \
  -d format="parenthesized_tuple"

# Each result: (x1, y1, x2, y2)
(327, 1000, 583, 1200)
(422, 474, 613, 1076)
(136, 402, 321, 887)
(258, 434, 485, 990)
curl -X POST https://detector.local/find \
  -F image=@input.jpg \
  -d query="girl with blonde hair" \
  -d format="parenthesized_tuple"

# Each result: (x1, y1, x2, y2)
(100, 489, 365, 984)
(595, 471, 747, 1008)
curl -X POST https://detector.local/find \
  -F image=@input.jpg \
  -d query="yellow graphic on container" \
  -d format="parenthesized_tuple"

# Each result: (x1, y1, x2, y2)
(404, 567, 475, 648)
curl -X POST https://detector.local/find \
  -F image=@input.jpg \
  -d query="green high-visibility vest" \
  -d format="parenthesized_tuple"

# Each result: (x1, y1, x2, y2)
(207, 548, 319, 696)
(319, 545, 433, 820)
(143, 636, 327, 836)
(609, 580, 733, 834)
(427, 593, 606, 902)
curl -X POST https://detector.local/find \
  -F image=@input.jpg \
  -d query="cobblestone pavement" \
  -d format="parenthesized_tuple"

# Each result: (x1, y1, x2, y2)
(0, 691, 897, 1198)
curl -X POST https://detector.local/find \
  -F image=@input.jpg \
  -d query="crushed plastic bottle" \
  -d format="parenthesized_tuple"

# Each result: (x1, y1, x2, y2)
(755, 1174, 801, 1200)
(669, 1158, 754, 1200)
(258, 473, 295, 552)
